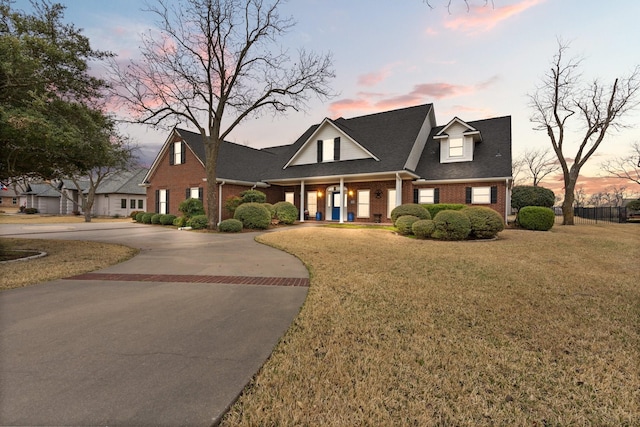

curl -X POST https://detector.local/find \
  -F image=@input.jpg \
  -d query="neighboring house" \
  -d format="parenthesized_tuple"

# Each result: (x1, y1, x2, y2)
(20, 168, 148, 216)
(143, 104, 513, 222)
(0, 187, 20, 211)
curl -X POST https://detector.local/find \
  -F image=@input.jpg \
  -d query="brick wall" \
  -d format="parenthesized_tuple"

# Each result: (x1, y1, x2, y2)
(412, 180, 508, 219)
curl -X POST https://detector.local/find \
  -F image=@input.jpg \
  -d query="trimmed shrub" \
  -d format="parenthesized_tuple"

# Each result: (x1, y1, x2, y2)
(511, 186, 555, 211)
(626, 199, 640, 211)
(24, 207, 38, 214)
(518, 206, 555, 231)
(395, 215, 420, 235)
(160, 214, 176, 225)
(135, 212, 146, 222)
(390, 204, 430, 225)
(412, 219, 435, 239)
(151, 213, 162, 224)
(423, 203, 465, 220)
(219, 218, 243, 233)
(262, 203, 276, 218)
(178, 198, 205, 217)
(274, 201, 298, 224)
(432, 210, 471, 241)
(234, 202, 271, 229)
(240, 189, 267, 204)
(130, 210, 143, 220)
(173, 216, 188, 227)
(141, 213, 153, 224)
(462, 206, 505, 239)
(224, 196, 242, 214)
(187, 215, 209, 230)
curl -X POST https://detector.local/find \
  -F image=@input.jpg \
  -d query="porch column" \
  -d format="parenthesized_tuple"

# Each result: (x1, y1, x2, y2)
(339, 177, 344, 224)
(299, 180, 305, 222)
(395, 173, 402, 207)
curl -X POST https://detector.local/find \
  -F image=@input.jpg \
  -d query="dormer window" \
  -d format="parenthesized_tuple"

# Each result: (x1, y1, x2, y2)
(449, 137, 464, 157)
(435, 117, 482, 164)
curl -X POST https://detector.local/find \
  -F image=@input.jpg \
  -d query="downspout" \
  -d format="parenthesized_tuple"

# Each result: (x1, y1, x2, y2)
(218, 181, 225, 225)
(505, 178, 510, 223)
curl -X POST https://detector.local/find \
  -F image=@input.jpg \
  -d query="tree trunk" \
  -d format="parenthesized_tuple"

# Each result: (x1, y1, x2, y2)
(562, 181, 575, 225)
(204, 135, 220, 230)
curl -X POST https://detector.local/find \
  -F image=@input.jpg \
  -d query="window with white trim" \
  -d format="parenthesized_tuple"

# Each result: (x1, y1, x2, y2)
(472, 187, 491, 204)
(387, 189, 397, 218)
(418, 188, 435, 204)
(12, 197, 17, 204)
(158, 189, 168, 214)
(307, 191, 317, 216)
(189, 187, 199, 199)
(130, 199, 135, 209)
(449, 137, 464, 157)
(120, 198, 127, 209)
(174, 142, 183, 165)
(285, 192, 294, 204)
(357, 190, 370, 218)
(138, 200, 144, 209)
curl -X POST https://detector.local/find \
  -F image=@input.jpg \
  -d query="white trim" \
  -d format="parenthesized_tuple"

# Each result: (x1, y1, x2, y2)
(283, 118, 380, 169)
(413, 176, 512, 185)
(264, 170, 420, 185)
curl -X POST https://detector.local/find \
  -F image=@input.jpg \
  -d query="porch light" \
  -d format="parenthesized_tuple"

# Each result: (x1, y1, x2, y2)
(348, 190, 354, 197)
(317, 191, 323, 198)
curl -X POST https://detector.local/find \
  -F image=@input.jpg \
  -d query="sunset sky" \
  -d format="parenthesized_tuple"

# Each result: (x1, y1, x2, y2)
(12, 0, 640, 196)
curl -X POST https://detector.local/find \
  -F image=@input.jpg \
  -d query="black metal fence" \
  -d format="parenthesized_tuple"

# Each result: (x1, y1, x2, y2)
(567, 207, 629, 224)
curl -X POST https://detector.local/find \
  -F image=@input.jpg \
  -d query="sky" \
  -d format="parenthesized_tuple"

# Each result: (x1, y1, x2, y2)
(12, 0, 640, 197)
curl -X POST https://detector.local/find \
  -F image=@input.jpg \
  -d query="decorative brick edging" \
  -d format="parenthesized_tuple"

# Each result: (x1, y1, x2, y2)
(66, 272, 309, 287)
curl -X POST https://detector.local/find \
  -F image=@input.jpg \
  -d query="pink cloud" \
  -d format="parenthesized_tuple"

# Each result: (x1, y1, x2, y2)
(538, 173, 637, 197)
(329, 76, 500, 118)
(358, 70, 391, 87)
(444, 0, 545, 33)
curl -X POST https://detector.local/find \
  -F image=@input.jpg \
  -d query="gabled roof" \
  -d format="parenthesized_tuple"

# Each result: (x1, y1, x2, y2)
(262, 104, 434, 182)
(434, 116, 482, 142)
(415, 116, 512, 181)
(22, 183, 60, 197)
(143, 127, 280, 185)
(94, 168, 148, 195)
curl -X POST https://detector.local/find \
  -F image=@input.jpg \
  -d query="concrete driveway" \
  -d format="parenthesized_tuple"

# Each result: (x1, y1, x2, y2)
(0, 222, 309, 426)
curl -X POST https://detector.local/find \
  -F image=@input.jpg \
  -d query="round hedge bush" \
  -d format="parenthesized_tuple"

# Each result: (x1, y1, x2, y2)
(150, 213, 162, 224)
(462, 206, 504, 239)
(160, 214, 176, 225)
(187, 214, 209, 230)
(412, 219, 435, 239)
(518, 206, 555, 231)
(135, 212, 146, 222)
(178, 198, 205, 217)
(432, 210, 471, 241)
(141, 213, 153, 224)
(395, 215, 420, 235)
(234, 202, 271, 229)
(390, 204, 430, 225)
(219, 218, 243, 233)
(173, 216, 188, 227)
(130, 210, 143, 220)
(511, 185, 555, 211)
(274, 201, 298, 224)
(423, 203, 465, 220)
(240, 189, 267, 204)
(262, 203, 276, 219)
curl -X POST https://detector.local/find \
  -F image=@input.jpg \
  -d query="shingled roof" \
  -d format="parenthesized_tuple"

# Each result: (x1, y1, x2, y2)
(262, 103, 434, 181)
(414, 116, 512, 181)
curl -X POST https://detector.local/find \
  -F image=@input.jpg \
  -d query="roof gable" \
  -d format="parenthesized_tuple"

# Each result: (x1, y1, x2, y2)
(284, 118, 378, 168)
(434, 116, 482, 143)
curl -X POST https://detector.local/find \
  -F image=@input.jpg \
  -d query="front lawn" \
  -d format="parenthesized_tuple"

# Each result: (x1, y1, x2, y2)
(221, 224, 640, 426)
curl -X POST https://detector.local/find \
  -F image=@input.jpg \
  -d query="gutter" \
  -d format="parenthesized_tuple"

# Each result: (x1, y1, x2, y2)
(413, 176, 513, 185)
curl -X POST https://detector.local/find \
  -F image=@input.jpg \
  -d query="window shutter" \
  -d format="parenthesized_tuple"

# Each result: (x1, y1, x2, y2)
(198, 187, 203, 200)
(413, 189, 418, 204)
(465, 187, 472, 204)
(181, 142, 186, 164)
(491, 186, 498, 204)
(169, 144, 175, 165)
(434, 188, 440, 204)
(155, 190, 160, 213)
(317, 140, 323, 163)
(334, 137, 341, 161)
(166, 190, 170, 214)
(186, 188, 190, 200)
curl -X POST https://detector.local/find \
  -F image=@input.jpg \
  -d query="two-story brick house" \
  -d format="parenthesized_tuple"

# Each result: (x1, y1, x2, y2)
(142, 103, 512, 222)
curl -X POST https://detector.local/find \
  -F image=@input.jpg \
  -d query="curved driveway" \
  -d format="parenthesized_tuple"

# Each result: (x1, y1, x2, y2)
(0, 222, 309, 426)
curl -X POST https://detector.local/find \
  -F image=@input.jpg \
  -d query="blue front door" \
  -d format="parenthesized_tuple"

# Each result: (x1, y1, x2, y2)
(332, 192, 341, 220)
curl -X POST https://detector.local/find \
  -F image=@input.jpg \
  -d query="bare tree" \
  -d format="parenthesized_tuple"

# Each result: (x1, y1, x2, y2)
(423, 0, 494, 13)
(515, 147, 560, 186)
(600, 141, 640, 186)
(529, 41, 640, 224)
(108, 0, 335, 228)
(574, 185, 586, 208)
(511, 156, 527, 186)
